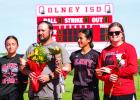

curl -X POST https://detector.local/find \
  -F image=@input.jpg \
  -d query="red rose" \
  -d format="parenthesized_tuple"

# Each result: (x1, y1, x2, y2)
(121, 54, 127, 59)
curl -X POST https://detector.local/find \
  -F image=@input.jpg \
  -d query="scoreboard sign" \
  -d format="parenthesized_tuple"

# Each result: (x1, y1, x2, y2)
(36, 4, 113, 53)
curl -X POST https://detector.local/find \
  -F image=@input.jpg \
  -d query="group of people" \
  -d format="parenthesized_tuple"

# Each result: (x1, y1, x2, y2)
(0, 21, 138, 100)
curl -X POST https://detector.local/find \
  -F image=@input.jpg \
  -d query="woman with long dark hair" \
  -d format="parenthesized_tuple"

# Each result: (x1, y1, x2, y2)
(70, 29, 100, 100)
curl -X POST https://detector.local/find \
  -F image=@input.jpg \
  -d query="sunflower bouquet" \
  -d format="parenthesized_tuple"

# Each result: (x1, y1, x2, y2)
(27, 43, 47, 92)
(28, 43, 47, 63)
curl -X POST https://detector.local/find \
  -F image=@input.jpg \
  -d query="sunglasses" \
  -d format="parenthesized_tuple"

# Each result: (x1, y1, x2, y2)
(108, 31, 121, 36)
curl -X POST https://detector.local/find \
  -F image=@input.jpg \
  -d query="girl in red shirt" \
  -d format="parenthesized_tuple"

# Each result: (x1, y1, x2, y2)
(96, 22, 138, 100)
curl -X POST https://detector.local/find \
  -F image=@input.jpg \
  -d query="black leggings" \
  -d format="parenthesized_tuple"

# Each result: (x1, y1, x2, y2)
(104, 93, 136, 100)
(0, 90, 18, 100)
(29, 96, 62, 100)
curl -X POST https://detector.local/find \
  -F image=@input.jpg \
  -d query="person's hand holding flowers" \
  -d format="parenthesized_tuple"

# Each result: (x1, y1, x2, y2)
(48, 46, 62, 74)
(48, 46, 66, 93)
(105, 53, 127, 96)
(26, 43, 47, 92)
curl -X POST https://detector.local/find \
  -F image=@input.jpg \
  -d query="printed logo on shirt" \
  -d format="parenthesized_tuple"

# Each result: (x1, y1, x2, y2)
(1, 63, 18, 84)
(74, 58, 95, 77)
(104, 52, 126, 66)
(74, 59, 93, 67)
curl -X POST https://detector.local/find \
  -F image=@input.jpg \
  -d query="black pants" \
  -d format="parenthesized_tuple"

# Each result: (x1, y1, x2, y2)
(72, 85, 99, 100)
(0, 90, 18, 100)
(104, 93, 136, 100)
(29, 96, 62, 100)
(18, 83, 28, 100)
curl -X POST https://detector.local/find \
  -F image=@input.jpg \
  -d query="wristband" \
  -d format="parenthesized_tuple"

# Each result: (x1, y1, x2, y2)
(62, 70, 67, 79)
(48, 74, 52, 80)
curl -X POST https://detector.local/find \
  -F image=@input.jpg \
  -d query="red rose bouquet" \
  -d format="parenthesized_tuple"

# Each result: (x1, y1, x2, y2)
(27, 43, 47, 92)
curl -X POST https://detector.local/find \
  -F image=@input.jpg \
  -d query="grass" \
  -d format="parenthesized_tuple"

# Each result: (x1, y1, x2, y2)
(24, 74, 140, 100)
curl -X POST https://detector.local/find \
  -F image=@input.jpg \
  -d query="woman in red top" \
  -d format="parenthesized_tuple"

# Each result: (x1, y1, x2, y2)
(96, 22, 138, 100)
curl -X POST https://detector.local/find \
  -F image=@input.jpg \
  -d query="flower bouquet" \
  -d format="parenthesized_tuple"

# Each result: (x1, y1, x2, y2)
(48, 46, 62, 73)
(116, 53, 127, 68)
(101, 53, 127, 74)
(48, 46, 66, 93)
(27, 43, 47, 92)
(102, 53, 127, 97)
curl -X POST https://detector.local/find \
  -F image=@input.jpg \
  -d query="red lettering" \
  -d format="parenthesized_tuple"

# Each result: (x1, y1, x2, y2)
(61, 7, 66, 13)
(90, 7, 94, 12)
(69, 7, 73, 13)
(48, 8, 52, 13)
(55, 7, 59, 13)
(75, 7, 80, 12)
(85, 6, 88, 12)
(96, 6, 101, 12)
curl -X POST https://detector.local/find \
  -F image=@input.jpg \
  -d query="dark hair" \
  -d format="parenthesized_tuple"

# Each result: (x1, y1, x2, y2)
(79, 29, 94, 48)
(108, 22, 125, 41)
(5, 35, 19, 46)
(38, 21, 53, 30)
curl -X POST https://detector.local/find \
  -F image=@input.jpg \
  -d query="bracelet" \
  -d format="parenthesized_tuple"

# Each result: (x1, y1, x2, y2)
(48, 74, 52, 80)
